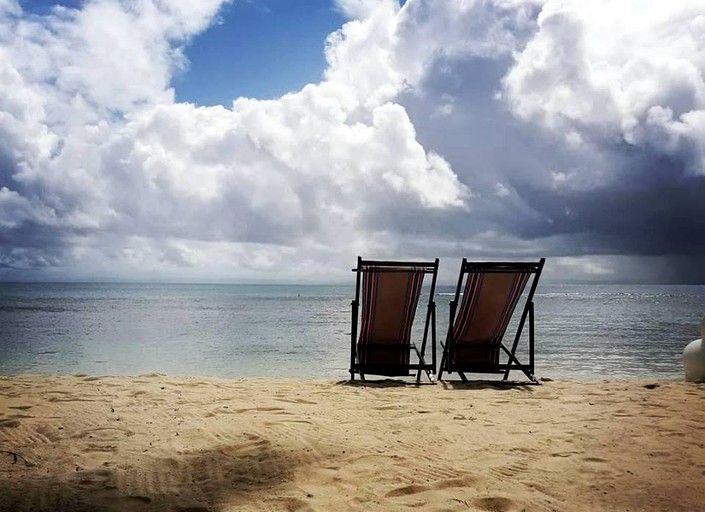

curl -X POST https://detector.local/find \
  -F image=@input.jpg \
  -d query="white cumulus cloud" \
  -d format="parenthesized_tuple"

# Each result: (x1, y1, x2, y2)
(0, 0, 472, 281)
(503, 0, 705, 176)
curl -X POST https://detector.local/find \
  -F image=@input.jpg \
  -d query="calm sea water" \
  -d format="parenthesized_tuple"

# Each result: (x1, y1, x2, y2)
(0, 282, 703, 380)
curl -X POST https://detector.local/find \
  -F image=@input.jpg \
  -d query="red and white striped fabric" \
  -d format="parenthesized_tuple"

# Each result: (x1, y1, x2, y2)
(357, 266, 426, 369)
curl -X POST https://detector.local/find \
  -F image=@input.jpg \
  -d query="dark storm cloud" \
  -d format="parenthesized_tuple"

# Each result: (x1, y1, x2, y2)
(520, 173, 705, 256)
(391, 39, 705, 283)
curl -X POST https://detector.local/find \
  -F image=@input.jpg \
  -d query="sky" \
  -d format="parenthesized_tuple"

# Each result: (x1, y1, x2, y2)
(1, 0, 704, 284)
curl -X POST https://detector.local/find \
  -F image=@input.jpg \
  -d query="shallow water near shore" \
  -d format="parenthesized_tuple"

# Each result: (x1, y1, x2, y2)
(0, 282, 703, 380)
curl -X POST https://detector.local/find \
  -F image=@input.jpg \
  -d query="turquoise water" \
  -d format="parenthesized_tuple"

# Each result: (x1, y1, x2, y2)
(0, 282, 703, 380)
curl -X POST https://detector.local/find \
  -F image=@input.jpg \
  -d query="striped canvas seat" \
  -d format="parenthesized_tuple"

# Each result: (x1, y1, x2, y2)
(439, 259, 545, 383)
(350, 257, 438, 382)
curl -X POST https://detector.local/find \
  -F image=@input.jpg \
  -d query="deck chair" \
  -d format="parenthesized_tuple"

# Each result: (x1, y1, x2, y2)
(438, 258, 545, 383)
(350, 257, 438, 383)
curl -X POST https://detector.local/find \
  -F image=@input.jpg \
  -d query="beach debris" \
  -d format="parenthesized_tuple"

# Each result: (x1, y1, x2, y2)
(1, 450, 31, 466)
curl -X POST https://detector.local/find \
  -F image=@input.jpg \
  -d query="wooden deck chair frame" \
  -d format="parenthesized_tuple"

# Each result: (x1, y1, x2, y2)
(350, 257, 439, 383)
(438, 258, 545, 384)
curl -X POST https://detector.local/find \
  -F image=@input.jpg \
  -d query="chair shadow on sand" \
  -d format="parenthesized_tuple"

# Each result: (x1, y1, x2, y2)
(336, 378, 432, 388)
(437, 380, 540, 392)
(336, 378, 542, 391)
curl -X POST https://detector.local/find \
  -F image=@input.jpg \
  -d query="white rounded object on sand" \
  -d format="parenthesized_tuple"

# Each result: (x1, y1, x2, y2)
(683, 338, 705, 382)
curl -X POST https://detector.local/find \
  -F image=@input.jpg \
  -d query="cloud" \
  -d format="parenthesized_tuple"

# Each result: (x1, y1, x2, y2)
(0, 0, 704, 283)
(503, 1, 705, 181)
(503, 0, 705, 175)
(0, 0, 471, 281)
(496, 0, 705, 277)
(395, 0, 705, 282)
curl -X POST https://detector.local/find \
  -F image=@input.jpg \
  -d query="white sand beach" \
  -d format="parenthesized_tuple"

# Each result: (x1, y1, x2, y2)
(1, 375, 704, 511)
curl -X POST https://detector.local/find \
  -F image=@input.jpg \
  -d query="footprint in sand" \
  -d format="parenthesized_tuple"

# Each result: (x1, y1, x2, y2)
(434, 476, 478, 489)
(474, 496, 517, 512)
(275, 396, 318, 405)
(489, 461, 530, 479)
(385, 472, 475, 499)
(71, 427, 135, 440)
(550, 451, 582, 458)
(385, 483, 430, 497)
(83, 443, 118, 453)
(70, 467, 116, 490)
(582, 456, 608, 463)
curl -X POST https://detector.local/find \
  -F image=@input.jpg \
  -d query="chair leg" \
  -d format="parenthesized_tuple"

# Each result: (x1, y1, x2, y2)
(412, 344, 434, 384)
(438, 352, 446, 381)
(523, 368, 540, 384)
(415, 352, 422, 383)
(350, 301, 358, 382)
(414, 345, 422, 384)
(500, 344, 537, 383)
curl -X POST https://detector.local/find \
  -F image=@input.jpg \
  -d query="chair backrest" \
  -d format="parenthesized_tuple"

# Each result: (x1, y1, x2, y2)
(355, 258, 438, 366)
(448, 259, 544, 365)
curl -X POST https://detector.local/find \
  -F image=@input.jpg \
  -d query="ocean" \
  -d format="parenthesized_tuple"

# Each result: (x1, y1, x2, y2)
(0, 282, 703, 380)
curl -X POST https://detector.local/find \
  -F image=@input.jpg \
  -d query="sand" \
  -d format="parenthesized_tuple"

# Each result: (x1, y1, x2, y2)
(1, 375, 704, 512)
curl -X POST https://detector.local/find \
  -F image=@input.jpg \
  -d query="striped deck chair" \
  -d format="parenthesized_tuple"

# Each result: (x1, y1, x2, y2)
(350, 257, 439, 383)
(438, 259, 545, 383)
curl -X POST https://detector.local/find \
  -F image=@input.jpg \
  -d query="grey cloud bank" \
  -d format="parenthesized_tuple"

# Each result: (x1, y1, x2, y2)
(1, 0, 704, 284)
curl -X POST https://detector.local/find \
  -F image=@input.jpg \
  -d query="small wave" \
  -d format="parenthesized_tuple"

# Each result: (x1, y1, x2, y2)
(0, 305, 74, 313)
